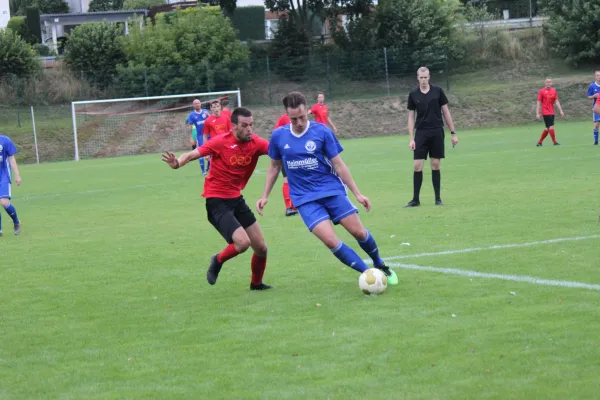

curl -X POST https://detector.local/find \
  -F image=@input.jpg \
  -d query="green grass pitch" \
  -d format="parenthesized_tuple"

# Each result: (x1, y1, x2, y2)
(1, 120, 599, 399)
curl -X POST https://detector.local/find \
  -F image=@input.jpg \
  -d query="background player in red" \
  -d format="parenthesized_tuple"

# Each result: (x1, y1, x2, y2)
(536, 78, 564, 146)
(203, 100, 232, 142)
(220, 98, 232, 120)
(309, 92, 338, 135)
(162, 107, 272, 291)
(274, 113, 298, 217)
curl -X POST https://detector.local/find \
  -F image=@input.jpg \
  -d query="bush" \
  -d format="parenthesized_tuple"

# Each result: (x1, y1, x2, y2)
(0, 28, 40, 78)
(64, 22, 126, 89)
(122, 0, 163, 9)
(33, 43, 56, 56)
(543, 0, 600, 66)
(117, 7, 249, 96)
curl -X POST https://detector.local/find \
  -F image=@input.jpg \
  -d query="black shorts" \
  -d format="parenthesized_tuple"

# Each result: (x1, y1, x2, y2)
(543, 115, 555, 128)
(414, 128, 445, 160)
(205, 196, 256, 244)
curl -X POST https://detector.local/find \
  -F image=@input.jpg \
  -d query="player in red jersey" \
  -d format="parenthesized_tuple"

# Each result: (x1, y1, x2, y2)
(309, 92, 337, 134)
(220, 98, 232, 120)
(203, 100, 232, 142)
(162, 107, 272, 290)
(273, 113, 298, 217)
(536, 78, 564, 147)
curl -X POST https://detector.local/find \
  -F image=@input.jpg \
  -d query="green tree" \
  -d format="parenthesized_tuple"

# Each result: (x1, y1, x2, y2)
(64, 22, 126, 88)
(543, 0, 600, 66)
(88, 0, 124, 11)
(26, 7, 42, 43)
(30, 0, 70, 13)
(117, 7, 249, 96)
(0, 28, 40, 78)
(122, 0, 163, 9)
(270, 14, 311, 81)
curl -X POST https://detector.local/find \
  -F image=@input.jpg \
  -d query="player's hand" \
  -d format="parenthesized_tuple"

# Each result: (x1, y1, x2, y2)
(355, 194, 371, 212)
(536, 114, 541, 120)
(161, 150, 179, 169)
(451, 134, 459, 146)
(409, 140, 416, 151)
(333, 127, 338, 135)
(256, 197, 268, 216)
(594, 93, 600, 98)
(14, 176, 21, 186)
(560, 111, 565, 118)
(392, 102, 401, 111)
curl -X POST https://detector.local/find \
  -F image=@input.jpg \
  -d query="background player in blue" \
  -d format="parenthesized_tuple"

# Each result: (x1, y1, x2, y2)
(586, 71, 600, 145)
(0, 135, 22, 236)
(187, 99, 210, 174)
(256, 92, 398, 285)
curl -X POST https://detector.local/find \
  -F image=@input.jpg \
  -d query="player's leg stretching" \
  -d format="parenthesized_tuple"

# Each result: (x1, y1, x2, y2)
(299, 196, 398, 285)
(193, 139, 206, 174)
(593, 118, 600, 145)
(0, 190, 20, 236)
(205, 197, 271, 290)
(281, 169, 297, 217)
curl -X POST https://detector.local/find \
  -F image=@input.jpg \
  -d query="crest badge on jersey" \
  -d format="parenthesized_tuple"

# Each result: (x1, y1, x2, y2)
(305, 140, 316, 153)
(0, 145, 3, 151)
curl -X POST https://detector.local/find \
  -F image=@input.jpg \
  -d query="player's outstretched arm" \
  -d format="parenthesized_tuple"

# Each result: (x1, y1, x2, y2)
(8, 155, 21, 186)
(256, 159, 282, 216)
(161, 149, 202, 169)
(330, 155, 371, 211)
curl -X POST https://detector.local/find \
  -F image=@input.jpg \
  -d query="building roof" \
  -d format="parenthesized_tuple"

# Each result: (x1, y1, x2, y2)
(40, 10, 148, 18)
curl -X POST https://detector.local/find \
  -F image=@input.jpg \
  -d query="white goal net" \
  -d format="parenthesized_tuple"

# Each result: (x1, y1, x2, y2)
(70, 90, 241, 161)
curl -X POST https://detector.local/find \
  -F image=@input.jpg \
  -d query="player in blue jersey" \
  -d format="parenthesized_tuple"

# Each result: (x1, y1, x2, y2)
(256, 92, 398, 285)
(187, 99, 211, 174)
(0, 135, 22, 236)
(586, 71, 600, 145)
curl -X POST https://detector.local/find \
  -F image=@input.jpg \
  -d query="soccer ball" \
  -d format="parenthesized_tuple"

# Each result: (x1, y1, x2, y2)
(358, 268, 387, 295)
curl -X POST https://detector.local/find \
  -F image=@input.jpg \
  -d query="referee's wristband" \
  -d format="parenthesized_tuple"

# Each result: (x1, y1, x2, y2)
(450, 131, 456, 135)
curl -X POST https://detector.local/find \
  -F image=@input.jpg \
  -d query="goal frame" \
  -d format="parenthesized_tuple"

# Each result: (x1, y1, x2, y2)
(70, 89, 242, 161)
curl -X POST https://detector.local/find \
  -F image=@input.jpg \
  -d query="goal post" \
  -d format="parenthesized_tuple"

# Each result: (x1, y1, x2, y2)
(70, 89, 242, 161)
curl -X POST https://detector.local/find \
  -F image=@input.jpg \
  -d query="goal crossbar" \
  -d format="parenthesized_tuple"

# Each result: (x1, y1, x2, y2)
(70, 89, 242, 161)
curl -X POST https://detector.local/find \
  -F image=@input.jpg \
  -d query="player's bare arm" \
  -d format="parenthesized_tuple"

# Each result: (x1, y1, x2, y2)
(8, 155, 21, 186)
(256, 159, 282, 215)
(441, 105, 458, 146)
(161, 149, 203, 169)
(408, 110, 416, 151)
(594, 102, 600, 115)
(327, 117, 338, 134)
(536, 100, 542, 120)
(555, 100, 565, 117)
(329, 155, 371, 212)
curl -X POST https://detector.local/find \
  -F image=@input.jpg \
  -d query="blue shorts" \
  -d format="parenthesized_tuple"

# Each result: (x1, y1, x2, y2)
(0, 182, 11, 199)
(297, 195, 358, 232)
(594, 112, 600, 122)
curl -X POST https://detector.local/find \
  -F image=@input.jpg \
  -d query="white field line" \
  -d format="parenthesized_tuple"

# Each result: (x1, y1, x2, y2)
(385, 262, 600, 292)
(19, 181, 184, 201)
(368, 235, 600, 263)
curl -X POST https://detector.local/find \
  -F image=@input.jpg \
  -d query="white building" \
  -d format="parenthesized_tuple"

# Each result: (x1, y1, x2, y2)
(0, 0, 10, 29)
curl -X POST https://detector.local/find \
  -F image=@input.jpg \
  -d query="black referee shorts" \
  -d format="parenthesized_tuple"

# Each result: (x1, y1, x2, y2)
(543, 115, 555, 128)
(414, 128, 445, 160)
(205, 196, 257, 244)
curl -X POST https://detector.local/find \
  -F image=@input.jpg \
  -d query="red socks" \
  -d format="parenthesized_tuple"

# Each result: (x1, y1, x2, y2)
(251, 254, 267, 286)
(217, 243, 239, 263)
(282, 182, 295, 209)
(548, 128, 557, 143)
(539, 129, 549, 144)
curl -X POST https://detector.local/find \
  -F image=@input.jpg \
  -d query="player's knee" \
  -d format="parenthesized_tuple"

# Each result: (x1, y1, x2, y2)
(233, 235, 252, 253)
(0, 198, 9, 207)
(413, 162, 424, 172)
(253, 242, 268, 257)
(430, 159, 441, 170)
(352, 227, 368, 241)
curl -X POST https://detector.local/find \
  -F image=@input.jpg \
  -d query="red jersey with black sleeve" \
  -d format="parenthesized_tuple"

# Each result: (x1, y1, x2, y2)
(537, 87, 558, 116)
(196, 132, 269, 199)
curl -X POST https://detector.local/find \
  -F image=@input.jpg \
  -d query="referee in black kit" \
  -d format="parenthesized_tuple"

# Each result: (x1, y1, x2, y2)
(403, 66, 458, 207)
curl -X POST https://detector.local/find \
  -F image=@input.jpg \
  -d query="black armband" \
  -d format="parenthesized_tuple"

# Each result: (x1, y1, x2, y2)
(451, 131, 456, 135)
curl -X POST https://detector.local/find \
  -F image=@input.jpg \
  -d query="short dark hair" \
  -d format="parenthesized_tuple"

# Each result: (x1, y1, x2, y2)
(282, 92, 307, 110)
(210, 100, 220, 107)
(221, 98, 229, 106)
(316, 92, 324, 98)
(231, 107, 252, 124)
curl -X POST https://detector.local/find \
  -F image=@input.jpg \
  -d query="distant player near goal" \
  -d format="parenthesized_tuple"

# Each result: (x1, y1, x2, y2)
(186, 99, 210, 174)
(536, 78, 564, 147)
(162, 108, 272, 290)
(274, 113, 298, 217)
(586, 71, 600, 145)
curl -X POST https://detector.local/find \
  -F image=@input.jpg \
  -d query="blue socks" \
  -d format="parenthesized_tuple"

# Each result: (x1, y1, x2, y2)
(4, 203, 19, 225)
(358, 230, 385, 268)
(331, 242, 369, 272)
(199, 157, 205, 173)
(594, 130, 598, 144)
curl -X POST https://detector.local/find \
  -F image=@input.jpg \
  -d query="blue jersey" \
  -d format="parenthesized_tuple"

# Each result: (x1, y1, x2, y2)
(269, 121, 344, 207)
(586, 82, 600, 107)
(187, 110, 210, 132)
(0, 135, 18, 184)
